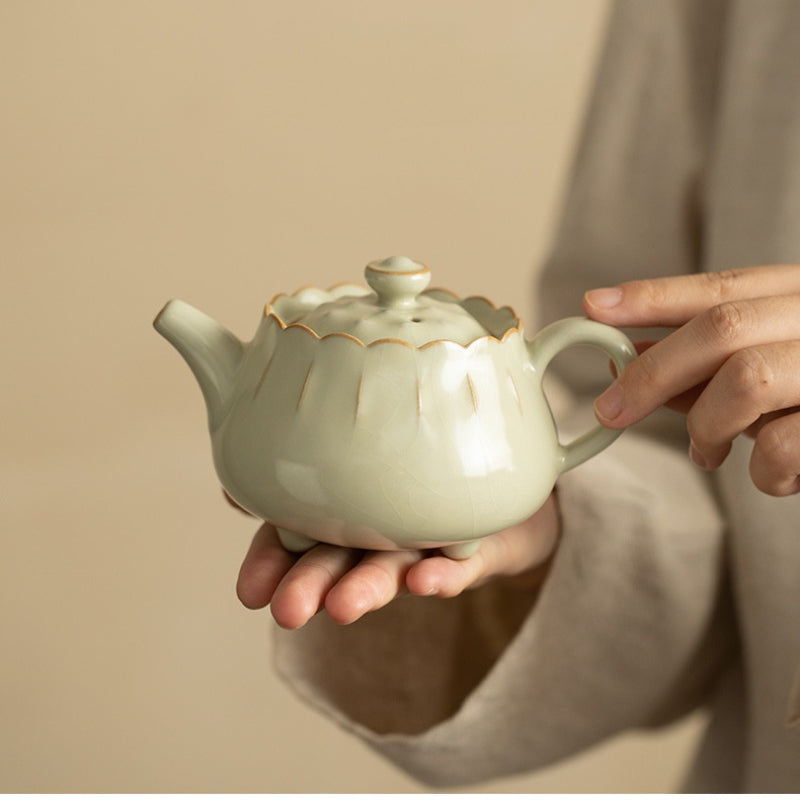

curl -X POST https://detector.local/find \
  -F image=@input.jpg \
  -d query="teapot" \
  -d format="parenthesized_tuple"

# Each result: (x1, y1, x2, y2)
(154, 256, 635, 559)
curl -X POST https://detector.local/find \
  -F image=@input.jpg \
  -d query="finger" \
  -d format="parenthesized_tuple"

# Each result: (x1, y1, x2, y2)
(223, 489, 254, 516)
(584, 264, 800, 328)
(594, 294, 800, 429)
(750, 410, 800, 496)
(612, 341, 706, 414)
(686, 342, 800, 470)
(269, 545, 362, 629)
(323, 549, 422, 625)
(236, 523, 297, 610)
(609, 339, 657, 377)
(405, 547, 490, 599)
(744, 406, 800, 439)
(664, 382, 708, 416)
(406, 503, 558, 598)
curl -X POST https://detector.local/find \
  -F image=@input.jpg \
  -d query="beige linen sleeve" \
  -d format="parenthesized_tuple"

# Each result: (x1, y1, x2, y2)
(273, 418, 733, 786)
(272, 0, 738, 787)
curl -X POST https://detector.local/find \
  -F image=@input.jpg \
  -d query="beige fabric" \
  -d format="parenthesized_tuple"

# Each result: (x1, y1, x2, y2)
(274, 0, 800, 791)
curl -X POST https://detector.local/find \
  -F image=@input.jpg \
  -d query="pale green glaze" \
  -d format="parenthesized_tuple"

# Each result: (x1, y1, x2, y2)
(154, 257, 635, 558)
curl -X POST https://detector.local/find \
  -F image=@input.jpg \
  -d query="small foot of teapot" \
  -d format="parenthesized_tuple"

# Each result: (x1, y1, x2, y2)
(155, 256, 635, 558)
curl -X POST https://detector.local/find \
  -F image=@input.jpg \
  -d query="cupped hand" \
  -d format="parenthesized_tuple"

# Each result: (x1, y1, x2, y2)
(236, 493, 560, 629)
(584, 264, 800, 495)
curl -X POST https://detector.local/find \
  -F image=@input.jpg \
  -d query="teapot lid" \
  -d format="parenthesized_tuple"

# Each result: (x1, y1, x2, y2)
(281, 256, 502, 347)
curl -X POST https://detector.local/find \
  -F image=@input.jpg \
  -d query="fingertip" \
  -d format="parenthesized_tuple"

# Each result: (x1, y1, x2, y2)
(593, 382, 626, 425)
(236, 577, 270, 610)
(272, 614, 308, 631)
(406, 577, 438, 597)
(324, 551, 418, 623)
(267, 545, 365, 629)
(584, 287, 623, 317)
(236, 524, 295, 610)
(405, 559, 440, 596)
(407, 556, 474, 599)
(269, 582, 318, 630)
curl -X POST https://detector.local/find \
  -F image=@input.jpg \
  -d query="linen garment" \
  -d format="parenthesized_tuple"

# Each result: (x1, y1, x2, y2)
(273, 0, 800, 791)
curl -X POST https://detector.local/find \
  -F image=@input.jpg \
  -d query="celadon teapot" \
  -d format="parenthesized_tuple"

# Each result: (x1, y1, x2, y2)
(154, 256, 635, 559)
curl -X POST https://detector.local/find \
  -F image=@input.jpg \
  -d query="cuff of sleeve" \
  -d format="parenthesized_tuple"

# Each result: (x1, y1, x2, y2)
(274, 432, 727, 787)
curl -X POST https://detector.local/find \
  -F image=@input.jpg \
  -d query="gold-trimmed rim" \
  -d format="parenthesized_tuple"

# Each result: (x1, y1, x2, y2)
(263, 283, 524, 351)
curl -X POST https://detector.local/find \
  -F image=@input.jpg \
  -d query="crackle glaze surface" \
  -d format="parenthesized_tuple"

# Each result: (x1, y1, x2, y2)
(215, 313, 555, 550)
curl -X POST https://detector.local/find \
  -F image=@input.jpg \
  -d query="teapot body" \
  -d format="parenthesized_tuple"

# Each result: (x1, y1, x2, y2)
(155, 258, 635, 558)
(212, 312, 560, 551)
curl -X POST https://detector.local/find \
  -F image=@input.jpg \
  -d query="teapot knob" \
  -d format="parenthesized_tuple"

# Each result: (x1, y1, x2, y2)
(365, 256, 431, 308)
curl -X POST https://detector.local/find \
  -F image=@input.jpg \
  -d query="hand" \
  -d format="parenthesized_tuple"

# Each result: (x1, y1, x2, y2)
(584, 265, 800, 495)
(236, 493, 560, 629)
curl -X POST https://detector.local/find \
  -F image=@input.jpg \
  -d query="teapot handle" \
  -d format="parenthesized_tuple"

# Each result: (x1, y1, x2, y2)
(527, 317, 637, 473)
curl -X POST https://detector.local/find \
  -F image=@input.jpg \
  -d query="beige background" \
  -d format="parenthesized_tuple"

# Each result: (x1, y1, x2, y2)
(1, 1, 705, 792)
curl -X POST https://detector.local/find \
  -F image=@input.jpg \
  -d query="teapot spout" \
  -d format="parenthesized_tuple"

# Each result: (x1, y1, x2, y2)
(154, 299, 244, 430)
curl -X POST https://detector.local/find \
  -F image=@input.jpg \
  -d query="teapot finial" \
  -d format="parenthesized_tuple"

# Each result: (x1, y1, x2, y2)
(365, 256, 431, 308)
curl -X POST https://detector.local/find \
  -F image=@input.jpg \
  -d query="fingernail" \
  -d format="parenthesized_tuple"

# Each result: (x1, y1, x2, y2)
(585, 287, 622, 309)
(594, 382, 624, 421)
(689, 441, 709, 470)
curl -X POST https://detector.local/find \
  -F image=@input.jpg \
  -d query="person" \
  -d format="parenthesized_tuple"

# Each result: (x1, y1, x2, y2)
(235, 0, 800, 791)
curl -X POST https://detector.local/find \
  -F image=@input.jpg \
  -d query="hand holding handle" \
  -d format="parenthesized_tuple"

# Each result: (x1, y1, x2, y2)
(527, 317, 636, 472)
